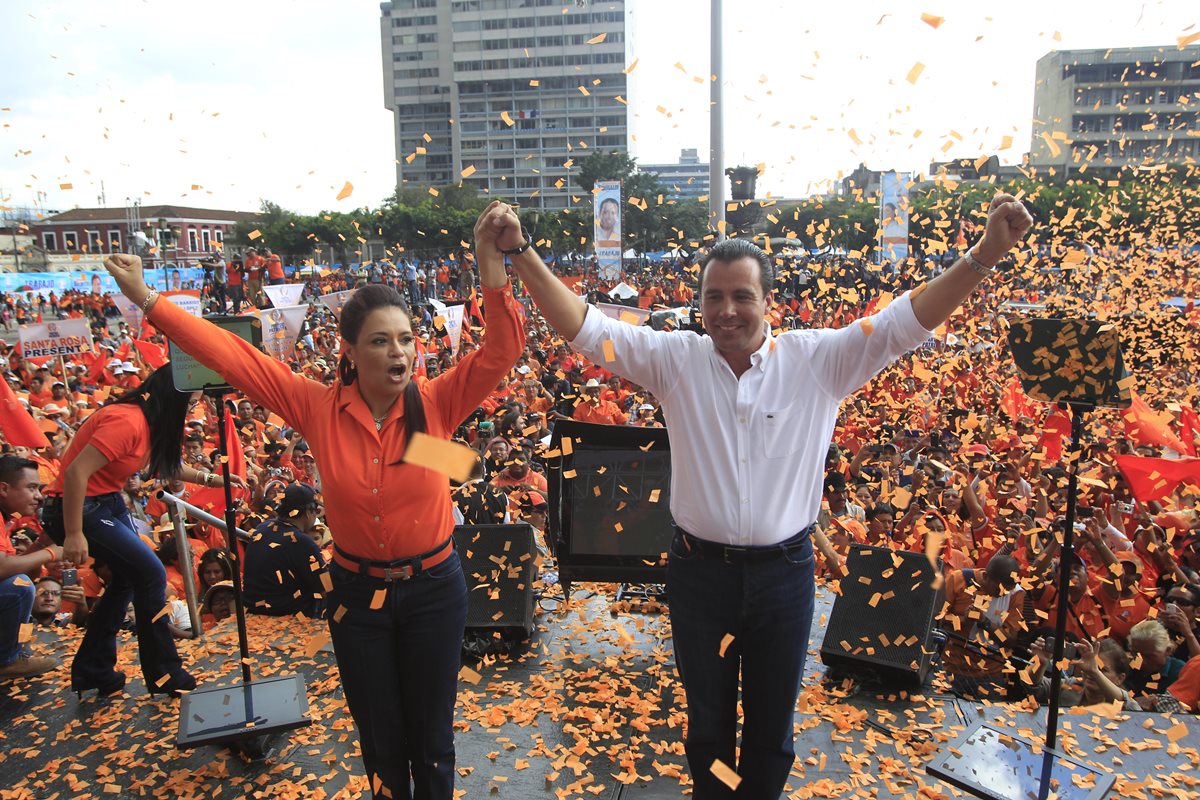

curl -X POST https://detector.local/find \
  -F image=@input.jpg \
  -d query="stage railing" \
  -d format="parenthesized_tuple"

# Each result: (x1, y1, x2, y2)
(158, 490, 252, 644)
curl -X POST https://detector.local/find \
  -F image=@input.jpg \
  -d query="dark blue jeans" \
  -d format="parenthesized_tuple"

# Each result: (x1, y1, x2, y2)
(0, 575, 35, 665)
(326, 550, 468, 800)
(43, 492, 184, 687)
(667, 529, 815, 800)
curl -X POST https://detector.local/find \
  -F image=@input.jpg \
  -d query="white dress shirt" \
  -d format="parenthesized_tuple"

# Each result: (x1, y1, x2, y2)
(570, 292, 932, 545)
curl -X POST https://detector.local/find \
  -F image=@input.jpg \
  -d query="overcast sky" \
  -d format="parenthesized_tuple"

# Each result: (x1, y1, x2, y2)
(1, 0, 1196, 215)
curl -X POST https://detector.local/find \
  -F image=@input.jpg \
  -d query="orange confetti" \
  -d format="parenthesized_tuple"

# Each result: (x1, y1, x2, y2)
(335, 181, 353, 201)
(586, 33, 607, 44)
(709, 759, 741, 790)
(718, 633, 735, 658)
(461, 165, 477, 179)
(906, 62, 926, 84)
(370, 589, 387, 610)
(920, 12, 944, 29)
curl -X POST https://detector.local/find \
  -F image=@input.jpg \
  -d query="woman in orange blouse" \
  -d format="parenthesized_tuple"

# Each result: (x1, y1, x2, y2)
(102, 202, 524, 800)
(42, 366, 238, 699)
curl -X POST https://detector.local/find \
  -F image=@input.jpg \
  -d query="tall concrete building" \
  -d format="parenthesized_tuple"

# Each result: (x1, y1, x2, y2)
(640, 148, 710, 200)
(1030, 45, 1200, 174)
(380, 0, 629, 210)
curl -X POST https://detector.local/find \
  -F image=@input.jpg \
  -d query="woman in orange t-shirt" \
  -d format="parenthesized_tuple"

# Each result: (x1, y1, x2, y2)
(101, 201, 524, 799)
(41, 366, 240, 700)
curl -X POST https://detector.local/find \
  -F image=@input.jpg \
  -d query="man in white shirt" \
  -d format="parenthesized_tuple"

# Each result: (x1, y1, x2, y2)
(475, 195, 1032, 798)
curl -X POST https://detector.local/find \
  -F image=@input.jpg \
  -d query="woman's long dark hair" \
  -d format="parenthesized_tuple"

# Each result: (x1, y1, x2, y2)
(111, 364, 190, 481)
(336, 284, 427, 446)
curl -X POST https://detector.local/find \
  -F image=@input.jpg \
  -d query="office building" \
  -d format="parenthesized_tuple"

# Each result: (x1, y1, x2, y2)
(640, 148, 710, 199)
(1030, 45, 1200, 173)
(380, 0, 629, 210)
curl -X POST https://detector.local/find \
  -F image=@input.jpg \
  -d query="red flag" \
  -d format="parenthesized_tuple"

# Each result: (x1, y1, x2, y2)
(1180, 405, 1200, 458)
(1116, 455, 1200, 503)
(1038, 406, 1073, 464)
(413, 336, 428, 381)
(132, 339, 167, 370)
(1000, 376, 1035, 421)
(0, 378, 51, 448)
(1123, 391, 1190, 454)
(187, 405, 247, 518)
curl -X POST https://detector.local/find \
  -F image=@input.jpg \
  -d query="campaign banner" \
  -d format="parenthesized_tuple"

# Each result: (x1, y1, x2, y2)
(256, 305, 309, 362)
(0, 268, 206, 296)
(597, 303, 651, 326)
(879, 171, 911, 264)
(594, 180, 622, 282)
(161, 290, 203, 317)
(429, 299, 466, 355)
(319, 290, 356, 321)
(18, 318, 93, 359)
(263, 283, 305, 309)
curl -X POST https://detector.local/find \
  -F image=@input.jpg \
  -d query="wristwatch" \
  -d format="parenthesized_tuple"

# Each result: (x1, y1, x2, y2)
(963, 248, 998, 277)
(500, 228, 533, 257)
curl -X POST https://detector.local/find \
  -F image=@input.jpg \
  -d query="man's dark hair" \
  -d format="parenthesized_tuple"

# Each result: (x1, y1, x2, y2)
(0, 455, 39, 486)
(699, 239, 774, 297)
(866, 503, 896, 521)
(985, 554, 1020, 591)
(599, 197, 619, 213)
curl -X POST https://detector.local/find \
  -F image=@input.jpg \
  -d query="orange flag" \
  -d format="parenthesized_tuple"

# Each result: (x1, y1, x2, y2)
(187, 404, 248, 518)
(0, 378, 50, 448)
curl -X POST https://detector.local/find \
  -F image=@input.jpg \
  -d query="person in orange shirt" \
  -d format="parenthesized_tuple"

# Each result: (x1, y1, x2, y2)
(244, 247, 264, 307)
(101, 200, 524, 800)
(572, 378, 626, 425)
(264, 248, 285, 286)
(41, 365, 240, 700)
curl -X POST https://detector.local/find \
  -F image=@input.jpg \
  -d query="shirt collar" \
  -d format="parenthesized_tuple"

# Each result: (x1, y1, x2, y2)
(749, 323, 775, 370)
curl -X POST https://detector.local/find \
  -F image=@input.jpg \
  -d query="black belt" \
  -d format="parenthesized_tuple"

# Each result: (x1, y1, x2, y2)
(333, 537, 453, 581)
(676, 525, 813, 564)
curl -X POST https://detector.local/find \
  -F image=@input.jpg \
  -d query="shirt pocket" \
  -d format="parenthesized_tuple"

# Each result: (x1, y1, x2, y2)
(762, 408, 804, 459)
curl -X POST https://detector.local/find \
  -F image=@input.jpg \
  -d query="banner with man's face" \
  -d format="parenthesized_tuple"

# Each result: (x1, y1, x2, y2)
(879, 171, 911, 264)
(594, 180, 622, 282)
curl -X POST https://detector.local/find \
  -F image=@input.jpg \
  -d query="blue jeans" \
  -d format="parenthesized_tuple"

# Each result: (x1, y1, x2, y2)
(43, 492, 185, 687)
(0, 575, 35, 665)
(667, 529, 815, 800)
(326, 550, 468, 800)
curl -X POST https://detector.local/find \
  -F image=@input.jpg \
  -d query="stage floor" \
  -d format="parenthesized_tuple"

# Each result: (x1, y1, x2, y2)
(1, 583, 1196, 799)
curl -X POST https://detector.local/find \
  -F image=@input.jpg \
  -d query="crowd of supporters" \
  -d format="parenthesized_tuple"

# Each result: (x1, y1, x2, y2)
(2, 242, 1198, 713)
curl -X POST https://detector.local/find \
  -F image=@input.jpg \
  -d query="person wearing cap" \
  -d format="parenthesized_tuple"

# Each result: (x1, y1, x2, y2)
(102, 203, 524, 799)
(243, 483, 327, 618)
(491, 192, 1033, 795)
(571, 378, 625, 425)
(201, 581, 236, 625)
(451, 454, 510, 527)
(632, 402, 663, 428)
(515, 490, 548, 535)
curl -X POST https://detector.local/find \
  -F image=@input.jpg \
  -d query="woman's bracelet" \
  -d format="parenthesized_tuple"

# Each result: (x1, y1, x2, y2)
(140, 291, 159, 314)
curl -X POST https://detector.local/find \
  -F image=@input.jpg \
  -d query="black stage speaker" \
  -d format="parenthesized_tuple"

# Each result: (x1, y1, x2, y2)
(819, 544, 944, 688)
(453, 524, 537, 638)
(546, 420, 675, 598)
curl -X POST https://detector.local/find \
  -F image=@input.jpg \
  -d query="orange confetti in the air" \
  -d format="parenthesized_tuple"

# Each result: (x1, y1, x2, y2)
(247, 229, 262, 240)
(710, 759, 741, 790)
(500, 110, 514, 127)
(718, 633, 735, 658)
(59, 183, 73, 190)
(906, 62, 926, 84)
(848, 128, 862, 145)
(623, 58, 639, 75)
(335, 181, 353, 201)
(1178, 31, 1200, 49)
(586, 33, 607, 45)
(370, 589, 387, 610)
(461, 165, 477, 178)
(920, 13, 944, 29)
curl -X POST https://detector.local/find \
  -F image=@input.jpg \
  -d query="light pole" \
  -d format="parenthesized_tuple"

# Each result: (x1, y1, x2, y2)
(709, 0, 726, 241)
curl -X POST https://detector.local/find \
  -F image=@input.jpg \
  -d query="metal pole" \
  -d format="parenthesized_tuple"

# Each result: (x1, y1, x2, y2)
(709, 0, 725, 241)
(158, 491, 251, 541)
(166, 501, 204, 640)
